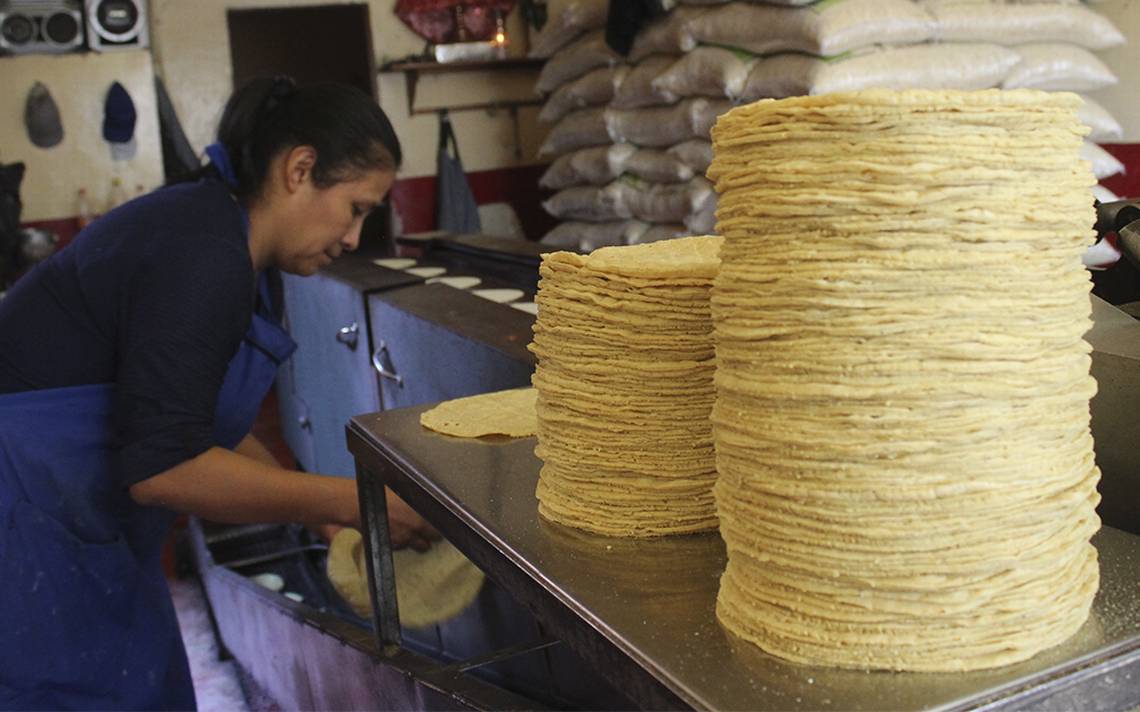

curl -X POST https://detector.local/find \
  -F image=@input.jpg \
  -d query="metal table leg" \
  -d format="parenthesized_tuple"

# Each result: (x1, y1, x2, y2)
(355, 460, 402, 653)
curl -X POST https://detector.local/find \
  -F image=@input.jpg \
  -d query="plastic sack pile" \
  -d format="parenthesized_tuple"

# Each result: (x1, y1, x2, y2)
(530, 0, 1127, 252)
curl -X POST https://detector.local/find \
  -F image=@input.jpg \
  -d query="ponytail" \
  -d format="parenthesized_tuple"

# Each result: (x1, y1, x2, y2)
(180, 77, 402, 199)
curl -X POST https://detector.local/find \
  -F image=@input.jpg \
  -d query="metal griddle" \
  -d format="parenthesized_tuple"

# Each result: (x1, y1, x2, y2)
(346, 405, 1140, 711)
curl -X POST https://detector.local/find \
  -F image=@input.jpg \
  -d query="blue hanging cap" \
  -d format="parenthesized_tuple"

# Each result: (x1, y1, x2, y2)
(204, 142, 239, 189)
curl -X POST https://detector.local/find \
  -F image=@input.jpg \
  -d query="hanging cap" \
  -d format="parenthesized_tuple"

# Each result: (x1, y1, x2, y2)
(25, 82, 64, 149)
(103, 82, 137, 144)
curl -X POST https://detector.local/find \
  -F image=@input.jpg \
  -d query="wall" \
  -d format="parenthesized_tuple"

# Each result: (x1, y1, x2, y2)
(0, 49, 164, 222)
(149, 0, 545, 178)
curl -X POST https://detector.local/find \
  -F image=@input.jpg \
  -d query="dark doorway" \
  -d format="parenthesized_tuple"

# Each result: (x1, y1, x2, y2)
(227, 4, 376, 98)
(226, 4, 395, 254)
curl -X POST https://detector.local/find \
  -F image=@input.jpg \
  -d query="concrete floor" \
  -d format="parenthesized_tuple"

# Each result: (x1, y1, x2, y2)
(169, 577, 250, 712)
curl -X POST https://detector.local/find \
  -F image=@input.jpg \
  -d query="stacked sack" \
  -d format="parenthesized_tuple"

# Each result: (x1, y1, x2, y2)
(532, 0, 729, 252)
(530, 236, 723, 537)
(532, 0, 1127, 252)
(708, 89, 1101, 671)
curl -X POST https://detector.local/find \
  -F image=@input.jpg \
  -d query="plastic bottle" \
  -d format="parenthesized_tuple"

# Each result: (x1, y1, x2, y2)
(106, 177, 128, 213)
(76, 188, 94, 230)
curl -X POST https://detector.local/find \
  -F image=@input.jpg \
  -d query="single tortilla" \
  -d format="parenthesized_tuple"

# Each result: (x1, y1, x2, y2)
(420, 388, 538, 438)
(327, 528, 485, 629)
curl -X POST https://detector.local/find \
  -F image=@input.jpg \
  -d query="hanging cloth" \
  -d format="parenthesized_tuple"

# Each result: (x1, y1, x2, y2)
(435, 111, 482, 235)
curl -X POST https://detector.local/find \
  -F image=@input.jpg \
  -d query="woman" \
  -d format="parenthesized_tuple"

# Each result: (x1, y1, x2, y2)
(0, 78, 438, 709)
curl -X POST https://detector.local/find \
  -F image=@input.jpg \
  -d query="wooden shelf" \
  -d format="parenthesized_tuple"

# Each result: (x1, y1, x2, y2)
(380, 57, 544, 115)
(380, 57, 544, 74)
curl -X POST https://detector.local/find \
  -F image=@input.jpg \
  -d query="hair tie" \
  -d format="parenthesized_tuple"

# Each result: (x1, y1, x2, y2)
(204, 142, 239, 189)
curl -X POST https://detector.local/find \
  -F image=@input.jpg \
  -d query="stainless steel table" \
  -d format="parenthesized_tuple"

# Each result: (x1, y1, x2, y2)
(347, 404, 1140, 711)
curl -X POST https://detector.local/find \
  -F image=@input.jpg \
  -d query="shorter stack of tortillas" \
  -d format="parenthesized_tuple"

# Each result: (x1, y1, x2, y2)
(532, 236, 723, 537)
(327, 529, 484, 628)
(708, 90, 1101, 671)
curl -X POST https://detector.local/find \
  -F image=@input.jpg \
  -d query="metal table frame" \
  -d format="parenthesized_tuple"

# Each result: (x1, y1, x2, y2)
(347, 405, 1140, 711)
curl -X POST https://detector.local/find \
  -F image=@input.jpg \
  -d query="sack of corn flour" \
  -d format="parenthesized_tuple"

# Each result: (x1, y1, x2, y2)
(539, 144, 637, 189)
(540, 220, 650, 251)
(536, 30, 621, 94)
(1002, 43, 1118, 92)
(530, 0, 610, 58)
(543, 183, 631, 221)
(652, 46, 756, 100)
(625, 148, 695, 183)
(539, 107, 613, 157)
(540, 66, 629, 123)
(922, 0, 1124, 50)
(683, 0, 934, 58)
(612, 55, 680, 109)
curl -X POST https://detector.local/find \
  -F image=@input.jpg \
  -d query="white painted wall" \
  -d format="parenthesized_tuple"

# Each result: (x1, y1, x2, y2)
(1090, 0, 1140, 141)
(0, 49, 164, 221)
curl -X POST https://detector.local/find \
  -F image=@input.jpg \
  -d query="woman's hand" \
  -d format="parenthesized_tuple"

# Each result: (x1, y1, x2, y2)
(386, 489, 441, 552)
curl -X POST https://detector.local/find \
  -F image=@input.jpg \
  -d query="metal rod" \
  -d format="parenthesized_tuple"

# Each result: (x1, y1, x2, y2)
(221, 543, 327, 570)
(437, 638, 562, 675)
(356, 459, 403, 653)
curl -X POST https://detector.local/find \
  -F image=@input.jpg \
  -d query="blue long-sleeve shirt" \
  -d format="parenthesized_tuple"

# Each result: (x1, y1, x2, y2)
(0, 179, 254, 487)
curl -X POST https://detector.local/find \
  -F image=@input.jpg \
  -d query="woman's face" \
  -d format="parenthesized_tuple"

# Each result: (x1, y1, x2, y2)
(275, 158, 396, 276)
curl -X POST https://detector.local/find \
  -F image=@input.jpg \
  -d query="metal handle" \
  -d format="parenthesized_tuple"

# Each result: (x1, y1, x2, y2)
(297, 415, 311, 429)
(336, 322, 359, 350)
(371, 341, 403, 386)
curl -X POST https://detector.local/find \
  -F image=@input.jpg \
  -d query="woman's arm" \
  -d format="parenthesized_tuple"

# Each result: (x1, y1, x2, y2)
(129, 443, 439, 550)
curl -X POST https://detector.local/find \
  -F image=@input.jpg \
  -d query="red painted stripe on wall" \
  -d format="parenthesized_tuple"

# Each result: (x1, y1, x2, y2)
(389, 164, 555, 239)
(1101, 144, 1140, 200)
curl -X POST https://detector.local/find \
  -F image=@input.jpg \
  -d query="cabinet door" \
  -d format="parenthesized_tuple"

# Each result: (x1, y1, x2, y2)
(366, 293, 534, 411)
(281, 272, 379, 479)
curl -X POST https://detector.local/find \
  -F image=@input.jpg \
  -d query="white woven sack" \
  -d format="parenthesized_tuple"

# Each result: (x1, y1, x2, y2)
(1077, 95, 1123, 144)
(529, 0, 610, 58)
(684, 191, 718, 234)
(629, 6, 708, 61)
(539, 144, 637, 189)
(628, 223, 689, 244)
(536, 30, 621, 94)
(621, 176, 715, 223)
(679, 0, 817, 4)
(739, 53, 819, 100)
(538, 107, 613, 158)
(543, 183, 632, 222)
(667, 140, 713, 174)
(1081, 142, 1125, 180)
(539, 66, 629, 124)
(1002, 43, 1117, 92)
(540, 220, 650, 250)
(612, 55, 679, 109)
(684, 0, 935, 58)
(625, 149, 695, 183)
(922, 0, 1124, 50)
(810, 43, 1021, 94)
(607, 101, 701, 147)
(652, 47, 756, 100)
(570, 143, 637, 184)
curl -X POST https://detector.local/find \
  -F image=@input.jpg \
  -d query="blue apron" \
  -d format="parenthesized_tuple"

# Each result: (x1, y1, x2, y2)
(0, 266, 297, 710)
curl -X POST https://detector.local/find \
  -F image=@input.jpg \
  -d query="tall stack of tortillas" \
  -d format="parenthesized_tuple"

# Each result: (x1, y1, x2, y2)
(532, 236, 723, 537)
(708, 90, 1101, 672)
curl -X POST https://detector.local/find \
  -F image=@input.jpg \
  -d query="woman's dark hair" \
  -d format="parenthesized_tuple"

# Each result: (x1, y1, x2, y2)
(192, 77, 401, 198)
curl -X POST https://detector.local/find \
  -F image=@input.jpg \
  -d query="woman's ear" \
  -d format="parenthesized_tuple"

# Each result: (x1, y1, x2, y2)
(283, 145, 318, 193)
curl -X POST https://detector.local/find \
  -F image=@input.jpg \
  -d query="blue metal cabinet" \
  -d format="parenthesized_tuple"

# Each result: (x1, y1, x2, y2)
(366, 284, 535, 410)
(279, 270, 379, 479)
